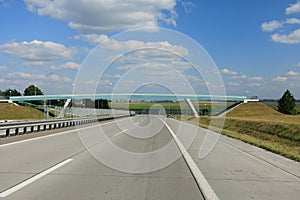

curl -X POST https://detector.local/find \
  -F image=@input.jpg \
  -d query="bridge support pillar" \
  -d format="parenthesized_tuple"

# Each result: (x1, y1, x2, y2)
(185, 98, 199, 118)
(57, 98, 72, 118)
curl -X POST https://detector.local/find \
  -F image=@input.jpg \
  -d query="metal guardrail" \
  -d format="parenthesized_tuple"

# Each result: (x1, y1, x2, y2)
(54, 107, 129, 118)
(0, 113, 132, 138)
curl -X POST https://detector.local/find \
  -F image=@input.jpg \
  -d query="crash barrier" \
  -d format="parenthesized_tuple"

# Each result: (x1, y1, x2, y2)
(0, 111, 132, 138)
(55, 107, 131, 118)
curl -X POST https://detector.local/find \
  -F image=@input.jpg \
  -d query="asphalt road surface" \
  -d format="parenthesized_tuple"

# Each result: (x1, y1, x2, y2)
(0, 116, 299, 200)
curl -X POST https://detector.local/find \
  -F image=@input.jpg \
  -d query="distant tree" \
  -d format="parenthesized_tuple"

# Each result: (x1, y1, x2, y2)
(278, 90, 296, 115)
(202, 108, 209, 116)
(24, 85, 43, 96)
(4, 89, 21, 97)
(95, 99, 110, 109)
(49, 100, 65, 107)
(23, 85, 44, 105)
(0, 89, 21, 97)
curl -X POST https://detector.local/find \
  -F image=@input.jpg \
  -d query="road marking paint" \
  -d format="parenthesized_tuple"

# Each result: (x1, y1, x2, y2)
(0, 159, 73, 198)
(113, 129, 128, 137)
(0, 117, 131, 148)
(161, 119, 219, 200)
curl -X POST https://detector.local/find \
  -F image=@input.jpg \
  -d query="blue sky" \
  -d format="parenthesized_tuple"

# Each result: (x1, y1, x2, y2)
(0, 0, 300, 99)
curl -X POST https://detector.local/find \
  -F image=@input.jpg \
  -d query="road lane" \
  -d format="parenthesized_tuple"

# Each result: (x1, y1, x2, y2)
(2, 115, 299, 199)
(0, 118, 130, 194)
(166, 118, 300, 200)
(0, 116, 204, 200)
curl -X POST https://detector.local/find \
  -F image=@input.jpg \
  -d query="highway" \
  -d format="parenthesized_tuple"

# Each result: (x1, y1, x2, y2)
(0, 116, 299, 200)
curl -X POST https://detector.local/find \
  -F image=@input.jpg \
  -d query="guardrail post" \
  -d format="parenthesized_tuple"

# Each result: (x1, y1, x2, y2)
(15, 128, 19, 136)
(6, 129, 9, 137)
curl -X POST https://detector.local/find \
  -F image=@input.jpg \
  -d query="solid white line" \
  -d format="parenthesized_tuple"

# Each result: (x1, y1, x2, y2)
(162, 119, 219, 200)
(113, 129, 128, 137)
(0, 159, 73, 198)
(0, 117, 131, 148)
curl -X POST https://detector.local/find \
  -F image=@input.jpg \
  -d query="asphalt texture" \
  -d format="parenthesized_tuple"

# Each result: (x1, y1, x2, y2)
(0, 115, 299, 200)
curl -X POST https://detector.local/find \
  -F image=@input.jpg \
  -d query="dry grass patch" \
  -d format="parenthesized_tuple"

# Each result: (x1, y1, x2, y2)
(177, 102, 300, 161)
(0, 103, 44, 120)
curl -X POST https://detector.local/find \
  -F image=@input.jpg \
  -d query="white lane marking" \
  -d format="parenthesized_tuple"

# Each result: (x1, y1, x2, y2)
(0, 117, 131, 148)
(113, 129, 128, 137)
(140, 117, 147, 123)
(0, 159, 73, 198)
(161, 119, 219, 200)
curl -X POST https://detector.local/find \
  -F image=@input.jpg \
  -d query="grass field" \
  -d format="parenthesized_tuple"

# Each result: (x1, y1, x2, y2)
(263, 101, 300, 114)
(179, 102, 300, 161)
(110, 101, 235, 115)
(0, 103, 44, 120)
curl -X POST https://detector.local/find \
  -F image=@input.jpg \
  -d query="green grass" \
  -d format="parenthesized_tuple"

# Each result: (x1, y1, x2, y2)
(110, 101, 234, 115)
(178, 102, 300, 161)
(263, 101, 300, 115)
(0, 103, 44, 120)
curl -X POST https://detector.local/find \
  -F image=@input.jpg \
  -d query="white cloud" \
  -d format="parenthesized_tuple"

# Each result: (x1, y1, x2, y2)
(76, 34, 188, 55)
(50, 62, 81, 71)
(285, 17, 300, 24)
(0, 40, 73, 61)
(273, 76, 287, 82)
(0, 0, 11, 8)
(74, 34, 108, 45)
(221, 68, 238, 75)
(261, 18, 300, 32)
(24, 61, 51, 67)
(251, 76, 264, 81)
(8, 72, 44, 79)
(287, 70, 300, 76)
(103, 74, 122, 79)
(0, 66, 7, 71)
(99, 79, 113, 86)
(24, 0, 177, 33)
(261, 20, 283, 32)
(271, 29, 300, 44)
(7, 72, 72, 83)
(101, 38, 188, 55)
(232, 74, 247, 79)
(286, 1, 300, 15)
(262, 2, 300, 45)
(227, 82, 240, 87)
(180, 1, 195, 13)
(92, 37, 191, 79)
(114, 49, 192, 76)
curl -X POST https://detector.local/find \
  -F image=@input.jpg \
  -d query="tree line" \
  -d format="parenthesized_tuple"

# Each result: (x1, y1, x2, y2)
(0, 85, 42, 98)
(0, 89, 21, 97)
